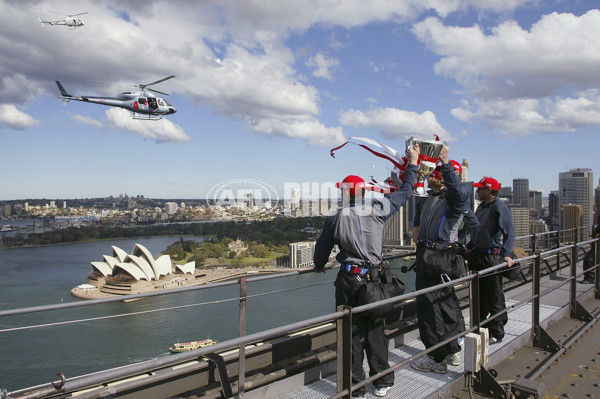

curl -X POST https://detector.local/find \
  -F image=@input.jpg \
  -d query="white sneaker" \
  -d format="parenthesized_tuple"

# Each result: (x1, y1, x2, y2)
(374, 386, 391, 397)
(410, 356, 448, 374)
(444, 352, 460, 366)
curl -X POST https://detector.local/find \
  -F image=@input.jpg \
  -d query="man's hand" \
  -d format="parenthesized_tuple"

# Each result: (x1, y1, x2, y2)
(411, 226, 419, 245)
(439, 145, 449, 164)
(406, 143, 420, 165)
(503, 256, 515, 268)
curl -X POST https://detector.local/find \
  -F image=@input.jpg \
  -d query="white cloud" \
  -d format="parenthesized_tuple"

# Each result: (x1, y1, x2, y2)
(413, 10, 600, 136)
(339, 107, 452, 141)
(0, 0, 564, 145)
(0, 104, 40, 130)
(306, 52, 340, 80)
(248, 117, 345, 146)
(105, 108, 191, 144)
(71, 114, 103, 128)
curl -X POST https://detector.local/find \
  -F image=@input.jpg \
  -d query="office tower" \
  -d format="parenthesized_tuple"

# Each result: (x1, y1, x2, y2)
(529, 191, 542, 212)
(513, 178, 529, 207)
(511, 205, 530, 250)
(530, 219, 549, 249)
(562, 204, 583, 243)
(289, 242, 316, 268)
(384, 206, 408, 246)
(595, 178, 600, 225)
(498, 186, 512, 201)
(461, 159, 469, 182)
(559, 168, 593, 240)
(548, 191, 560, 231)
(292, 189, 300, 210)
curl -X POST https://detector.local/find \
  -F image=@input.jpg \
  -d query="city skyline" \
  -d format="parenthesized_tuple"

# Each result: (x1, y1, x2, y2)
(1, 1, 599, 200)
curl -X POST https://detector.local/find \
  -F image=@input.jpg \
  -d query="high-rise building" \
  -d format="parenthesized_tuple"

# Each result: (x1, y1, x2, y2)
(548, 191, 560, 231)
(384, 205, 411, 246)
(289, 242, 315, 268)
(562, 204, 583, 243)
(498, 186, 512, 201)
(461, 159, 469, 182)
(530, 219, 549, 249)
(529, 191, 543, 213)
(559, 168, 593, 240)
(513, 178, 529, 207)
(292, 189, 300, 210)
(511, 205, 530, 250)
(594, 178, 600, 226)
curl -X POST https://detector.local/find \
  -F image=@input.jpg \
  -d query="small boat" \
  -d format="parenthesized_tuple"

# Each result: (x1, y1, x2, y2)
(169, 338, 216, 353)
(0, 225, 16, 232)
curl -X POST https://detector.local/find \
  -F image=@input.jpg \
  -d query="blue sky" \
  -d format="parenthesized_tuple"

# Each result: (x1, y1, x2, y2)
(1, 0, 598, 200)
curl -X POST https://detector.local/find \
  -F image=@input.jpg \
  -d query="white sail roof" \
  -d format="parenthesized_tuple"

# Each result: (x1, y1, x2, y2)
(114, 263, 148, 281)
(154, 255, 172, 278)
(91, 261, 113, 276)
(126, 255, 156, 281)
(91, 243, 177, 281)
(176, 262, 195, 275)
(112, 246, 129, 262)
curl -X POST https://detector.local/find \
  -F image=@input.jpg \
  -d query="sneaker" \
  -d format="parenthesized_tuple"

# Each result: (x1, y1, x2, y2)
(489, 336, 503, 345)
(374, 386, 391, 397)
(352, 395, 365, 399)
(410, 356, 448, 374)
(444, 352, 460, 366)
(580, 278, 594, 284)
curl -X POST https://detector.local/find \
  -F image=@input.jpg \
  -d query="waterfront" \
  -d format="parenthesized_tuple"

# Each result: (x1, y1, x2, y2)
(0, 237, 414, 392)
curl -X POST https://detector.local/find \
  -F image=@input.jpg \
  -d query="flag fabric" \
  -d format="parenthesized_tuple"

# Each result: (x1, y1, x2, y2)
(330, 137, 407, 192)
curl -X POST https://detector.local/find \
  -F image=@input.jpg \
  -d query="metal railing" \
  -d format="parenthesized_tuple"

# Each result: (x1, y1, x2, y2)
(1, 229, 599, 399)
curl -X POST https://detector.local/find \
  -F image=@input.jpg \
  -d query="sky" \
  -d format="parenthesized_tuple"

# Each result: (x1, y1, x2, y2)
(1, 0, 599, 201)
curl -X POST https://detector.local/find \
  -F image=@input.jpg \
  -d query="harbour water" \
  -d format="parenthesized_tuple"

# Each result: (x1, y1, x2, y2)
(0, 236, 415, 392)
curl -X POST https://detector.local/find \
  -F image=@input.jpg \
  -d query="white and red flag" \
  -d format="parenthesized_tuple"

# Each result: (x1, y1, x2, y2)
(330, 137, 407, 193)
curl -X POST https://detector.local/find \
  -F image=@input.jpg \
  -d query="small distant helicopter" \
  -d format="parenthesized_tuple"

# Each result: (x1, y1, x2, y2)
(39, 11, 88, 28)
(56, 76, 177, 120)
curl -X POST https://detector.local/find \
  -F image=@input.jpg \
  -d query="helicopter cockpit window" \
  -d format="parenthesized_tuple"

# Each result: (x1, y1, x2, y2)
(138, 97, 147, 104)
(158, 99, 165, 106)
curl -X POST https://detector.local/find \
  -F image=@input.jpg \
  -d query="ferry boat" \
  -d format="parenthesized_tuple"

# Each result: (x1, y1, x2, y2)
(168, 338, 216, 353)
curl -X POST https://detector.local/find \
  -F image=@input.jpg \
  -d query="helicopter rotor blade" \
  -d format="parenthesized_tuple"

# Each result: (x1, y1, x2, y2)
(147, 88, 170, 96)
(144, 75, 176, 87)
(48, 10, 88, 17)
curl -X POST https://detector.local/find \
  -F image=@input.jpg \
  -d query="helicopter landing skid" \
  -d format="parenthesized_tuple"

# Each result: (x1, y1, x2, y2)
(131, 112, 162, 121)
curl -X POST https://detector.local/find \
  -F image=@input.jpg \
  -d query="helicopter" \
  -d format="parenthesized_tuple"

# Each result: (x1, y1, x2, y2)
(56, 76, 177, 120)
(39, 11, 88, 28)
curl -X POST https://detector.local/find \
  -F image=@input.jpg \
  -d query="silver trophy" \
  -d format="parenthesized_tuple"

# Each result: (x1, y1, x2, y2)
(406, 136, 445, 196)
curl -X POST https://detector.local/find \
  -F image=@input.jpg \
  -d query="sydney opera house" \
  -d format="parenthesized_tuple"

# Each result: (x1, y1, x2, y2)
(71, 243, 198, 299)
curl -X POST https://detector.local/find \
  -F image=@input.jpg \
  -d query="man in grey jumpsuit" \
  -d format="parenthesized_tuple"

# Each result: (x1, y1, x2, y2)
(313, 145, 419, 398)
(411, 145, 475, 374)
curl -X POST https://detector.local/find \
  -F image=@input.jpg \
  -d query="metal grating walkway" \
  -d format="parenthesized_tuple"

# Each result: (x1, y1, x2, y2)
(277, 299, 560, 398)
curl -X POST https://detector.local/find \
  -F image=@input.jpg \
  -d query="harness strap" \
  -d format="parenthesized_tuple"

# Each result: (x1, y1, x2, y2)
(342, 263, 370, 275)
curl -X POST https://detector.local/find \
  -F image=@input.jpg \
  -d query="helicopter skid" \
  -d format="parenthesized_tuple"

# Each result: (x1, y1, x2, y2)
(131, 112, 163, 121)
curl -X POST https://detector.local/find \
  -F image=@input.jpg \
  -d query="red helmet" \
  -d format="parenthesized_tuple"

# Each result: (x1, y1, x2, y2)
(450, 160, 462, 175)
(336, 175, 366, 196)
